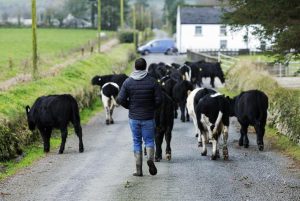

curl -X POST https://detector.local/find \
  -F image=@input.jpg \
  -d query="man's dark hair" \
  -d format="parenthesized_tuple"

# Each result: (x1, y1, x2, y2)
(135, 58, 147, 70)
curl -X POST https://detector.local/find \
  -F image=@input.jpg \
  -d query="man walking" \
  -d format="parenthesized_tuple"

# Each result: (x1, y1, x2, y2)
(117, 58, 162, 177)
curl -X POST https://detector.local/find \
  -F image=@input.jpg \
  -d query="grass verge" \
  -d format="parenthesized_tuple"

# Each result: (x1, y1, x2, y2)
(0, 46, 135, 181)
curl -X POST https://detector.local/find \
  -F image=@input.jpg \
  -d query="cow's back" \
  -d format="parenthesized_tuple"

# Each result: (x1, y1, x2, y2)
(235, 90, 268, 125)
(33, 94, 79, 128)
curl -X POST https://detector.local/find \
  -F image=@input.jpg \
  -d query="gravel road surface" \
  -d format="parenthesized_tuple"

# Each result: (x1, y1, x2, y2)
(0, 54, 299, 201)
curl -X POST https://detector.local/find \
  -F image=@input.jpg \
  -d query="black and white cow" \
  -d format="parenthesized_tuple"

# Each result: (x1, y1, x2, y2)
(25, 94, 84, 154)
(228, 90, 268, 151)
(101, 82, 120, 125)
(198, 62, 225, 88)
(172, 80, 194, 122)
(196, 93, 230, 160)
(91, 74, 128, 125)
(155, 91, 174, 162)
(187, 87, 217, 146)
(91, 74, 128, 88)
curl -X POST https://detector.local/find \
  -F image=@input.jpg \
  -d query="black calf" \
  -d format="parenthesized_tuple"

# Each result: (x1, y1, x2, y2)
(25, 94, 84, 154)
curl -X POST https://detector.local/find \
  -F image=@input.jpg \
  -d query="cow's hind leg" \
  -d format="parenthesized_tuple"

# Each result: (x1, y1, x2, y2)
(254, 123, 265, 151)
(222, 126, 229, 160)
(174, 104, 178, 119)
(186, 107, 190, 122)
(200, 133, 207, 156)
(59, 127, 68, 154)
(179, 102, 186, 122)
(239, 123, 249, 148)
(109, 105, 115, 124)
(74, 123, 84, 153)
(165, 128, 172, 161)
(211, 137, 219, 160)
(41, 128, 52, 153)
(155, 130, 164, 162)
(105, 106, 110, 125)
(210, 76, 215, 88)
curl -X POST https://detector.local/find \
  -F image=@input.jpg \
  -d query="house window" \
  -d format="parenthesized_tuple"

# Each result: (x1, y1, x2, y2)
(220, 40, 227, 49)
(220, 25, 227, 36)
(195, 26, 202, 36)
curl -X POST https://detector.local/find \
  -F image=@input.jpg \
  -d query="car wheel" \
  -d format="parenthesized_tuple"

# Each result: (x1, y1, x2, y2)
(144, 50, 150, 55)
(165, 49, 172, 55)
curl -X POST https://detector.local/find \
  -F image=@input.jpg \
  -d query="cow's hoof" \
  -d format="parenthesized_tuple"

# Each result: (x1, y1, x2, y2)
(79, 146, 84, 153)
(44, 148, 50, 153)
(58, 149, 64, 154)
(110, 119, 114, 124)
(198, 141, 202, 147)
(166, 153, 171, 161)
(201, 150, 207, 156)
(244, 144, 249, 148)
(195, 133, 199, 138)
(258, 145, 264, 151)
(181, 117, 185, 122)
(105, 120, 110, 125)
(239, 139, 243, 146)
(211, 155, 217, 160)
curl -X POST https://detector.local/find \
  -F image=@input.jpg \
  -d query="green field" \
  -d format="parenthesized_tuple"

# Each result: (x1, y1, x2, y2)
(0, 28, 114, 81)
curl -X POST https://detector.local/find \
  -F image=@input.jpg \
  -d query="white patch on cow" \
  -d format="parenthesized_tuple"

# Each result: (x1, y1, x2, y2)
(98, 78, 101, 81)
(101, 91, 110, 120)
(223, 125, 229, 147)
(111, 96, 118, 108)
(185, 72, 191, 82)
(102, 82, 119, 90)
(213, 111, 223, 134)
(187, 88, 203, 138)
(210, 92, 222, 98)
(212, 139, 217, 156)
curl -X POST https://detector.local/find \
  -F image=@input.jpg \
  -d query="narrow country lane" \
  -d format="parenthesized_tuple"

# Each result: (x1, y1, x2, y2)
(0, 54, 299, 201)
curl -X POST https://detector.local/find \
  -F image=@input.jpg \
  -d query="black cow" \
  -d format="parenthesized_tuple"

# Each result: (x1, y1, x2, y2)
(162, 77, 180, 119)
(148, 62, 168, 81)
(91, 74, 128, 124)
(198, 62, 225, 88)
(155, 91, 174, 162)
(228, 90, 268, 151)
(25, 94, 84, 154)
(172, 80, 194, 122)
(196, 93, 230, 160)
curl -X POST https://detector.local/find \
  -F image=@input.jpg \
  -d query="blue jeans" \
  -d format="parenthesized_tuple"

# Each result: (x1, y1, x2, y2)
(129, 119, 155, 153)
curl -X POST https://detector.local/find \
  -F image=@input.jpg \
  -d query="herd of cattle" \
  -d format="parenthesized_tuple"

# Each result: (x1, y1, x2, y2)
(25, 59, 268, 162)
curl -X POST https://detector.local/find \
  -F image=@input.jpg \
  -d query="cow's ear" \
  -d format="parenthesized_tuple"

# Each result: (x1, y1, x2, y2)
(25, 105, 30, 114)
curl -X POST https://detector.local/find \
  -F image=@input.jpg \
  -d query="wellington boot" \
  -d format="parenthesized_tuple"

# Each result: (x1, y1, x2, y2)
(146, 147, 157, 176)
(133, 152, 143, 177)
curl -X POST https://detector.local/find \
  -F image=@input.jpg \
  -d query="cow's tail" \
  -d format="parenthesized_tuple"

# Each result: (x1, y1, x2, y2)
(111, 96, 118, 108)
(71, 99, 82, 134)
(256, 91, 268, 126)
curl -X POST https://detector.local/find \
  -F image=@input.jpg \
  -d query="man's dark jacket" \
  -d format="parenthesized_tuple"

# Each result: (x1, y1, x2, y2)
(117, 73, 162, 120)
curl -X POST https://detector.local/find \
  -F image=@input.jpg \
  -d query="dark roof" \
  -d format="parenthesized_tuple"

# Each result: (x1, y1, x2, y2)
(180, 6, 226, 24)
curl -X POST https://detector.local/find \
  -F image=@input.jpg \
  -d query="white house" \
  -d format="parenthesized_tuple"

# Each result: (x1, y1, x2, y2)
(176, 6, 266, 53)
